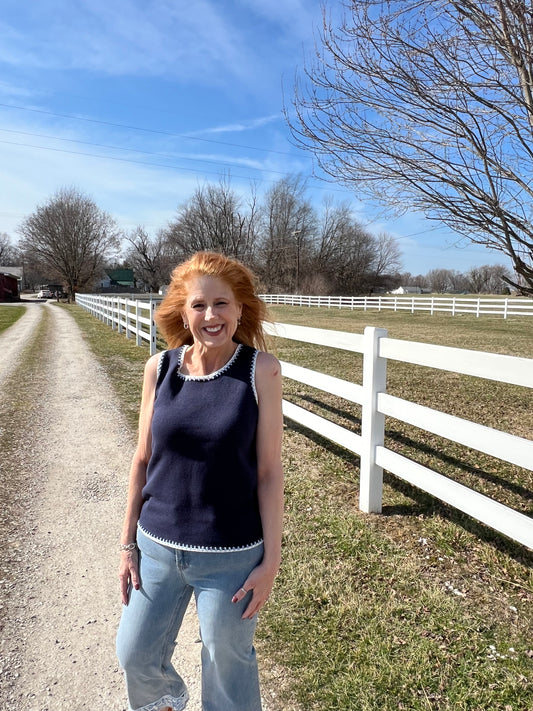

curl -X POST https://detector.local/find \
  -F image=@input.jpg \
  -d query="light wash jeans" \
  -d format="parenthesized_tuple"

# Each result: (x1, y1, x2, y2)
(116, 528, 264, 711)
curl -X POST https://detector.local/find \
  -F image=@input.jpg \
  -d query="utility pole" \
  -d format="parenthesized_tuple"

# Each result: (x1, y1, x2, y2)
(291, 230, 302, 294)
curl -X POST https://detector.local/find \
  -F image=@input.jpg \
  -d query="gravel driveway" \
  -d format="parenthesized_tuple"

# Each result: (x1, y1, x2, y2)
(0, 302, 202, 710)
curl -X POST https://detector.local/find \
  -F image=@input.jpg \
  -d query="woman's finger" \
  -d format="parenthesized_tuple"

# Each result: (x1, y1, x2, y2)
(231, 584, 252, 604)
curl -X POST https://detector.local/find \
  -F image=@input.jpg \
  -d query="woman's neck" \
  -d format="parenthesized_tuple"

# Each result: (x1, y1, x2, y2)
(183, 341, 238, 376)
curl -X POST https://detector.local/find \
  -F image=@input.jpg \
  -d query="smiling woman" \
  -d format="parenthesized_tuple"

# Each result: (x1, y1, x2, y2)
(180, 275, 242, 372)
(155, 251, 270, 352)
(116, 251, 284, 711)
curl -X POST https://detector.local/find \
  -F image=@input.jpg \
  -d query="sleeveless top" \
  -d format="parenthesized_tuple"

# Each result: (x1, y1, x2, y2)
(138, 343, 263, 551)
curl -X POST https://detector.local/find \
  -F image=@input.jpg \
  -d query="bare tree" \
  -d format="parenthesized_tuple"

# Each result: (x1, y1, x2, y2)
(467, 264, 512, 293)
(18, 187, 121, 299)
(125, 227, 172, 293)
(289, 0, 533, 293)
(370, 232, 402, 290)
(163, 178, 258, 265)
(258, 175, 316, 292)
(0, 233, 19, 265)
(426, 268, 453, 294)
(313, 199, 353, 285)
(312, 202, 402, 294)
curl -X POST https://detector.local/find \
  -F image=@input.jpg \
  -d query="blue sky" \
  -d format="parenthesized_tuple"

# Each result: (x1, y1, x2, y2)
(0, 0, 508, 275)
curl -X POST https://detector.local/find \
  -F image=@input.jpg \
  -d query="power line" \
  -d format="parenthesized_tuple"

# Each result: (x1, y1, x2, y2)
(0, 102, 296, 157)
(0, 137, 269, 182)
(0, 127, 291, 177)
(0, 136, 348, 193)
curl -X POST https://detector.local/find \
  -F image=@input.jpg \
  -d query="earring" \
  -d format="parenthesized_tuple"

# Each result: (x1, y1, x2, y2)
(183, 323, 189, 329)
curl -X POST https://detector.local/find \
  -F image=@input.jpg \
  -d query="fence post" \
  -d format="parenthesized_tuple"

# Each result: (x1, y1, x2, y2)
(125, 301, 131, 340)
(149, 299, 157, 355)
(136, 300, 142, 346)
(118, 299, 123, 334)
(360, 326, 388, 513)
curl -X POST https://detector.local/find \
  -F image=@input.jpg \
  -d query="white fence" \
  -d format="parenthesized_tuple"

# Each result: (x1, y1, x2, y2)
(75, 293, 533, 549)
(76, 293, 159, 354)
(260, 293, 533, 318)
(265, 322, 533, 549)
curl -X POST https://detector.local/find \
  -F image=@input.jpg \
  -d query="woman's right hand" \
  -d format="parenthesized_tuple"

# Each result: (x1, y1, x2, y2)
(119, 549, 140, 605)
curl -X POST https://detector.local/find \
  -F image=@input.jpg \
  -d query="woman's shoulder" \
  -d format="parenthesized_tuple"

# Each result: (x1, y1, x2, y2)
(145, 346, 185, 380)
(254, 350, 281, 379)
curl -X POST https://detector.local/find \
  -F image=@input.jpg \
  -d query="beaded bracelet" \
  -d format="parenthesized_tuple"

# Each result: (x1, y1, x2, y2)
(119, 542, 137, 552)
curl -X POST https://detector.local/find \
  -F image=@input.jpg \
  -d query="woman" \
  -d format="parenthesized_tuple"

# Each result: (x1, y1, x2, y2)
(116, 251, 284, 711)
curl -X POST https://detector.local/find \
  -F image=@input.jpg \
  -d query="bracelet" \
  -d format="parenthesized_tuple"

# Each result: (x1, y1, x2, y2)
(119, 542, 137, 552)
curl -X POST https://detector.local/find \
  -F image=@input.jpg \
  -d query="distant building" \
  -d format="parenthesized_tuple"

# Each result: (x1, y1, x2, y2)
(0, 265, 23, 291)
(0, 272, 19, 301)
(98, 268, 135, 292)
(390, 285, 422, 295)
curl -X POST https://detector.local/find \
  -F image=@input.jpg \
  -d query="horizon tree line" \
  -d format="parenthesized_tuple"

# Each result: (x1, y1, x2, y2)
(1, 177, 519, 299)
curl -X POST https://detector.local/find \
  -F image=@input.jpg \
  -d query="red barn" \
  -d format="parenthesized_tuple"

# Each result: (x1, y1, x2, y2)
(0, 272, 19, 302)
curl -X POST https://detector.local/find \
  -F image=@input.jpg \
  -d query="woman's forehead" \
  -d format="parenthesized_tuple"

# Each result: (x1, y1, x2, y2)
(185, 275, 234, 298)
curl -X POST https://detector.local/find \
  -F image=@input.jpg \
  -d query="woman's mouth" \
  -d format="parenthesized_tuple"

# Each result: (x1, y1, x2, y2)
(204, 325, 223, 335)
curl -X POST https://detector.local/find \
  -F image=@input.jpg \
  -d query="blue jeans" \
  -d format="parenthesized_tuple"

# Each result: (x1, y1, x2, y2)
(116, 528, 264, 711)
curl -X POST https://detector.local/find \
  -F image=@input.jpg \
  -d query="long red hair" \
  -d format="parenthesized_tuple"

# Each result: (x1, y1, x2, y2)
(156, 252, 271, 350)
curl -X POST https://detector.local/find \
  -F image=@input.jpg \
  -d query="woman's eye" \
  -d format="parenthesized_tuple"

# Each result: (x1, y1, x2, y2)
(193, 303, 204, 310)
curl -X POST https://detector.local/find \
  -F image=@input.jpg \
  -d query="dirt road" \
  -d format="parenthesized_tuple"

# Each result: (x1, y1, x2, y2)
(0, 302, 202, 710)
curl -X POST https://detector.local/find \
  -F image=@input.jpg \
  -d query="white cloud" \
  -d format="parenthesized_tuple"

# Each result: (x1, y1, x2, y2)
(235, 0, 319, 38)
(193, 114, 281, 136)
(0, 0, 260, 87)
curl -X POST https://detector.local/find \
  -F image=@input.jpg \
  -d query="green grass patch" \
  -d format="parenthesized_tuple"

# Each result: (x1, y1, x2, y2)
(67, 302, 533, 711)
(0, 305, 26, 334)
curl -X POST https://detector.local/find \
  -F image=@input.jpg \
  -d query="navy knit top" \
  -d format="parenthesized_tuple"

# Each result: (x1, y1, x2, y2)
(138, 343, 263, 551)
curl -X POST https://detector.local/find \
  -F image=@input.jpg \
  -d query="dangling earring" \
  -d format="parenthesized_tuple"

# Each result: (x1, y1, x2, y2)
(183, 323, 189, 329)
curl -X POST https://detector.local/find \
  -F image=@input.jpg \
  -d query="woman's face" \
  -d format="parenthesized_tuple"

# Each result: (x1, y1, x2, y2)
(181, 275, 242, 350)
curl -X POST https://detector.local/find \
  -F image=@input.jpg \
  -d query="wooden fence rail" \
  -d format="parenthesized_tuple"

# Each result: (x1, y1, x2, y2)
(76, 293, 533, 549)
(264, 322, 533, 549)
(260, 293, 533, 318)
(76, 293, 159, 354)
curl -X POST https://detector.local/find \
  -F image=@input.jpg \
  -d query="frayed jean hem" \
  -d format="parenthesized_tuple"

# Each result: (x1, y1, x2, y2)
(130, 690, 189, 711)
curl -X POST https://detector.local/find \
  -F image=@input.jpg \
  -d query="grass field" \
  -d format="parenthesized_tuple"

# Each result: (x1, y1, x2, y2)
(0, 305, 26, 334)
(62, 302, 533, 711)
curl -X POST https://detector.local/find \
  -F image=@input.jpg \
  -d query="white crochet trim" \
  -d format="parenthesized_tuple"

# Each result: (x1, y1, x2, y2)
(176, 343, 242, 381)
(139, 525, 263, 553)
(131, 689, 188, 711)
(157, 350, 168, 378)
(250, 348, 259, 404)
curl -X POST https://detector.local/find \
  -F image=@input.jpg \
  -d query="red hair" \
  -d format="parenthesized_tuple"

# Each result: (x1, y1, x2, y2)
(156, 252, 271, 350)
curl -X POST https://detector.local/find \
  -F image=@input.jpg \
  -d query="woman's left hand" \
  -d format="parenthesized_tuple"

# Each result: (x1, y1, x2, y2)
(231, 562, 279, 619)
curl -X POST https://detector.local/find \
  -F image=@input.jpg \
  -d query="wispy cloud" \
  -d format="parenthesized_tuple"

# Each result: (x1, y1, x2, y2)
(235, 0, 319, 38)
(0, 0, 262, 86)
(190, 114, 281, 136)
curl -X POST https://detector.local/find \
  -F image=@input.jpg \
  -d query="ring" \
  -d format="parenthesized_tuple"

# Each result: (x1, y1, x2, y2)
(240, 587, 248, 595)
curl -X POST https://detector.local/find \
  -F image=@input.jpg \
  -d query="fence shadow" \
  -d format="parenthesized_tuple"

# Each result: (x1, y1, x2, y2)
(284, 418, 533, 567)
(288, 393, 533, 502)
